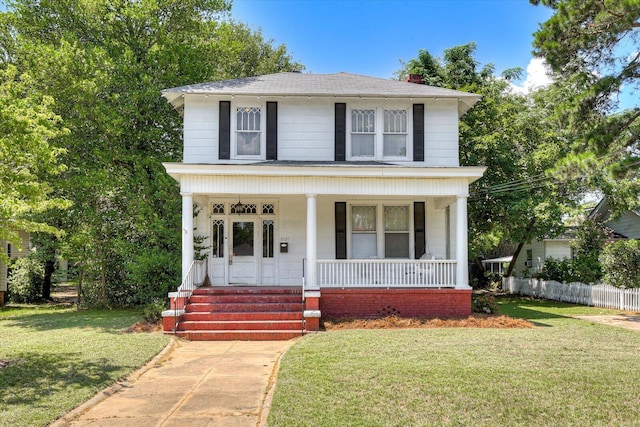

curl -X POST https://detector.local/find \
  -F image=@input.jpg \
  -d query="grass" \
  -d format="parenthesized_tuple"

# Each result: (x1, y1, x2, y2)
(0, 304, 169, 427)
(269, 297, 640, 426)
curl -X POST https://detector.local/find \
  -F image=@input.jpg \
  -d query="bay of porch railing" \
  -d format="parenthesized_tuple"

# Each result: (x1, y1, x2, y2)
(317, 259, 457, 288)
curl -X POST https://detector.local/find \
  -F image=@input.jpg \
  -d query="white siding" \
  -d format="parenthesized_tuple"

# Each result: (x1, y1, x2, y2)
(607, 212, 640, 239)
(180, 95, 462, 166)
(426, 199, 448, 258)
(279, 99, 334, 161)
(183, 96, 218, 164)
(544, 240, 572, 260)
(424, 99, 459, 167)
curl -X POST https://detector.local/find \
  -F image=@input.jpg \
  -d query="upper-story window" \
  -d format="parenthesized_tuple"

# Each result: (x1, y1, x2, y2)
(349, 107, 410, 160)
(351, 109, 376, 157)
(383, 109, 407, 157)
(236, 106, 261, 156)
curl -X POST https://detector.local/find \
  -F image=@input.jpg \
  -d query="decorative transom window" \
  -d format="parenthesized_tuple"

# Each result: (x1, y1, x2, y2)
(351, 205, 410, 259)
(231, 203, 257, 215)
(236, 106, 261, 156)
(383, 110, 407, 157)
(351, 109, 376, 157)
(212, 203, 225, 214)
(262, 203, 275, 214)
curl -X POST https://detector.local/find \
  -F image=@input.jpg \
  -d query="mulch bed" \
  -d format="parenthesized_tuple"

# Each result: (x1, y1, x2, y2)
(322, 314, 534, 330)
(124, 321, 163, 333)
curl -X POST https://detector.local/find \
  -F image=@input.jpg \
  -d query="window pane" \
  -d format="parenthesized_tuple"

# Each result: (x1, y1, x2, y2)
(263, 220, 274, 258)
(384, 206, 409, 231)
(351, 109, 375, 133)
(352, 234, 377, 259)
(383, 134, 406, 157)
(352, 206, 376, 231)
(212, 220, 224, 258)
(385, 233, 409, 258)
(352, 134, 375, 156)
(384, 110, 407, 133)
(237, 132, 260, 155)
(233, 222, 254, 256)
(236, 107, 261, 131)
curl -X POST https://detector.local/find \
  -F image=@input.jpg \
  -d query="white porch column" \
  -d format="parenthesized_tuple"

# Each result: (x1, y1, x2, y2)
(306, 193, 318, 289)
(455, 195, 471, 289)
(181, 192, 194, 281)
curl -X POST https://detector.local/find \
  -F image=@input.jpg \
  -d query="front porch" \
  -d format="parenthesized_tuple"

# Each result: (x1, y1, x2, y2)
(162, 162, 484, 338)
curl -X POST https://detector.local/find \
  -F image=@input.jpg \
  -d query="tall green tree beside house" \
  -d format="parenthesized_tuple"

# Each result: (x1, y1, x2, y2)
(0, 65, 70, 263)
(398, 43, 581, 283)
(0, 0, 301, 305)
(531, 0, 640, 215)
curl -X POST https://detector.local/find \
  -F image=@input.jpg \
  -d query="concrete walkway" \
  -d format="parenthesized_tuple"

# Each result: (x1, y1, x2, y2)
(56, 339, 296, 427)
(573, 314, 640, 331)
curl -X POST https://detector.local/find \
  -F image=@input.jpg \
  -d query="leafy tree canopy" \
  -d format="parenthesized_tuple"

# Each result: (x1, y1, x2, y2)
(398, 43, 582, 281)
(0, 65, 70, 262)
(532, 0, 640, 214)
(0, 0, 301, 304)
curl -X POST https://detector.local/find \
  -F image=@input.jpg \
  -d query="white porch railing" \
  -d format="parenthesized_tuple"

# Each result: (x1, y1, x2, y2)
(317, 259, 457, 288)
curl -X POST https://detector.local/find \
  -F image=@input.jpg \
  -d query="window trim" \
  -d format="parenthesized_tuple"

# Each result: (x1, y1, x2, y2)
(232, 103, 266, 160)
(346, 105, 413, 161)
(347, 201, 414, 259)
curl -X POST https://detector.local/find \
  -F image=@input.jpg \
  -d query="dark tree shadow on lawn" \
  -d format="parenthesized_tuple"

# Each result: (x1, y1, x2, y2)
(496, 296, 579, 327)
(2, 309, 139, 333)
(0, 350, 122, 407)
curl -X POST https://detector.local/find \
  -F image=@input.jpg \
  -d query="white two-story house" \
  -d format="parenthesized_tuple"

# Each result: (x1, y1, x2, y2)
(161, 72, 485, 338)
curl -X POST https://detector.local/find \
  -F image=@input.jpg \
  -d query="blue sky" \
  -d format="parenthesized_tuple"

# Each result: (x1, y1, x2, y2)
(231, 0, 555, 91)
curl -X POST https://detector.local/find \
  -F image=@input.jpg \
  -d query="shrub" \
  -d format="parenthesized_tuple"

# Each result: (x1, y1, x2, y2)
(472, 294, 499, 314)
(536, 257, 575, 283)
(142, 299, 166, 323)
(7, 256, 44, 303)
(600, 240, 640, 288)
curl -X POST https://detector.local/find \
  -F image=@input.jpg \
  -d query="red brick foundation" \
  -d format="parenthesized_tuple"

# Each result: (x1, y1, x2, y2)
(320, 288, 471, 319)
(0, 291, 4, 307)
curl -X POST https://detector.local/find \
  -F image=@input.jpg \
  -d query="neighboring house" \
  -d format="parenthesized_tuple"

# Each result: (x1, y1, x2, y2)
(160, 72, 485, 337)
(516, 197, 636, 277)
(589, 197, 640, 239)
(513, 229, 577, 276)
(0, 231, 31, 306)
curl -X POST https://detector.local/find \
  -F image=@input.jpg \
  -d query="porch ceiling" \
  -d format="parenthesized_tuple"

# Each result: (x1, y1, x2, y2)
(164, 162, 485, 198)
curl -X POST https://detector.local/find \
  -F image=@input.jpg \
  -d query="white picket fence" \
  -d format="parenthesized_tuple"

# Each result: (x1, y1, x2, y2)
(502, 276, 640, 312)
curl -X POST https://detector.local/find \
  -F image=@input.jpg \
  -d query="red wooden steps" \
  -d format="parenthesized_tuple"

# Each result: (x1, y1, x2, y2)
(171, 286, 305, 341)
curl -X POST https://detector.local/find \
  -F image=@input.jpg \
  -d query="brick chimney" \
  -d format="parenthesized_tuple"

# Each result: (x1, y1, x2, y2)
(406, 74, 425, 84)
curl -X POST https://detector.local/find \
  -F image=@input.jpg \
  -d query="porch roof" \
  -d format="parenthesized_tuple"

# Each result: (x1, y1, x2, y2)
(164, 162, 486, 197)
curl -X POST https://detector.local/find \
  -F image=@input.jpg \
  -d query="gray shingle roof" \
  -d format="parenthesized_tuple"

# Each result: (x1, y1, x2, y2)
(162, 72, 480, 115)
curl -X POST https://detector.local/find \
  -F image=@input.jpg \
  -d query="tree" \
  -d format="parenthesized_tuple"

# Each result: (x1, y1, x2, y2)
(0, 65, 70, 264)
(0, 0, 302, 306)
(531, 0, 640, 215)
(398, 43, 580, 284)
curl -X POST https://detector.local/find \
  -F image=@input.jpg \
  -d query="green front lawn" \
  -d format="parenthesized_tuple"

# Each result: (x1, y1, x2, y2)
(0, 305, 169, 427)
(269, 297, 640, 426)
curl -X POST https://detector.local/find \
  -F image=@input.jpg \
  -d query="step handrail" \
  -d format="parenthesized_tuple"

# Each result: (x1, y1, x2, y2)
(301, 258, 306, 336)
(172, 258, 205, 334)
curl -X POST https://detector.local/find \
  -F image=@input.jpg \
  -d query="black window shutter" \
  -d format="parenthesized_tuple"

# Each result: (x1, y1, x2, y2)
(266, 102, 278, 160)
(219, 101, 231, 160)
(414, 202, 426, 259)
(335, 202, 347, 259)
(413, 104, 424, 162)
(335, 103, 346, 161)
